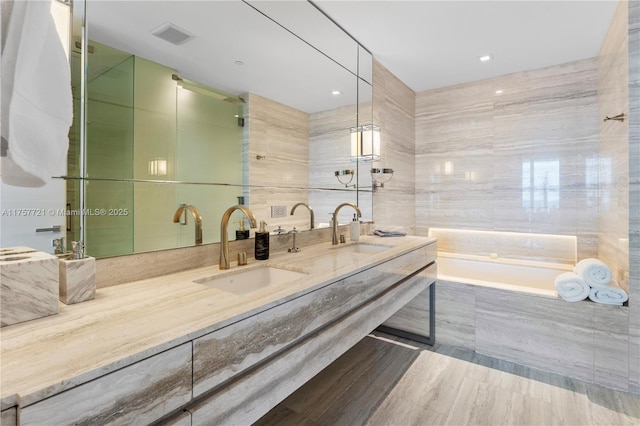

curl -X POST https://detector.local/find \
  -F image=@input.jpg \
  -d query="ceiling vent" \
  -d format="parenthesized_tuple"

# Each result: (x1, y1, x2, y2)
(151, 23, 194, 45)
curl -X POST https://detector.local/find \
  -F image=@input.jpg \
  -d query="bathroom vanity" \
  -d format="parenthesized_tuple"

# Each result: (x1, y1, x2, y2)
(0, 236, 436, 425)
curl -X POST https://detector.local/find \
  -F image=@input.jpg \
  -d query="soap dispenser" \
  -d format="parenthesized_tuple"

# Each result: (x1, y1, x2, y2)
(255, 220, 270, 260)
(350, 213, 360, 241)
(235, 220, 249, 240)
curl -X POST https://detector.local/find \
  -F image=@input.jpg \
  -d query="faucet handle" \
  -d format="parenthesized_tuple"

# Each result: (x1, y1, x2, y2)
(274, 226, 286, 234)
(288, 227, 300, 253)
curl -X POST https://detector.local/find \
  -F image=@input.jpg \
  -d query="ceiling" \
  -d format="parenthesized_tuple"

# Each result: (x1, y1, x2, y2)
(86, 1, 362, 113)
(315, 0, 619, 92)
(85, 1, 619, 110)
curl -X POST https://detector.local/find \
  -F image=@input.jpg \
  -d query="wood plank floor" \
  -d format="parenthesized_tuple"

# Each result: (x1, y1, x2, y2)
(255, 332, 640, 426)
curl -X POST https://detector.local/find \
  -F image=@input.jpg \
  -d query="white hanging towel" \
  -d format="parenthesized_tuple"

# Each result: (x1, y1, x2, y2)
(588, 282, 628, 306)
(1, 0, 72, 187)
(554, 272, 590, 302)
(573, 258, 613, 288)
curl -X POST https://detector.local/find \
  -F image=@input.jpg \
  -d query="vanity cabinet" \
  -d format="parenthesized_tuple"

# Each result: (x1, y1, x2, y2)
(189, 245, 436, 425)
(192, 244, 434, 397)
(2, 238, 437, 425)
(19, 343, 192, 426)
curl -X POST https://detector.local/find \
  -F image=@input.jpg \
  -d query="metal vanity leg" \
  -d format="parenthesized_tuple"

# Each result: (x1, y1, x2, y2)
(376, 281, 436, 346)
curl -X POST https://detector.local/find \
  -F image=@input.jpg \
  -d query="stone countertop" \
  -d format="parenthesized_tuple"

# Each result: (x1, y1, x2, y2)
(0, 235, 435, 409)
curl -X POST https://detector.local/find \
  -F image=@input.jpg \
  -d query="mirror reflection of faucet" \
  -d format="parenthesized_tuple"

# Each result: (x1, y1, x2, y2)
(332, 203, 362, 245)
(290, 203, 314, 230)
(235, 220, 249, 240)
(173, 204, 203, 245)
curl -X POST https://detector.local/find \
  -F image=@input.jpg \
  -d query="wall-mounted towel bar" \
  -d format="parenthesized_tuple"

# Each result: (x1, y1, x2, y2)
(603, 113, 625, 122)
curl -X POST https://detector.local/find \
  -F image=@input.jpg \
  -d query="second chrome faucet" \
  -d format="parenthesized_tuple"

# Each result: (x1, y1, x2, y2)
(290, 202, 314, 230)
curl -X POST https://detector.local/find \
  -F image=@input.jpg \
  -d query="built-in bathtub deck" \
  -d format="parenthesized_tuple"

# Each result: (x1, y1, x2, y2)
(427, 228, 631, 393)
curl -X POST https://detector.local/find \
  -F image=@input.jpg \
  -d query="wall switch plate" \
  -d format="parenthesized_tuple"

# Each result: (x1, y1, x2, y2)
(271, 205, 287, 218)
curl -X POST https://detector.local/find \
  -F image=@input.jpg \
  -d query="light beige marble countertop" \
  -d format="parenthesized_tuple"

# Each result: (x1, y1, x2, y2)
(0, 235, 435, 410)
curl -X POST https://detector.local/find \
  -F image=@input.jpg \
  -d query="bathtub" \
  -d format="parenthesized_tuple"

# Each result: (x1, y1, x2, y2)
(436, 252, 573, 297)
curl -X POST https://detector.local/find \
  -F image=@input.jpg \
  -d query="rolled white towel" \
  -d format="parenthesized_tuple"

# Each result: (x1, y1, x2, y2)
(554, 272, 590, 302)
(574, 258, 612, 288)
(589, 282, 628, 306)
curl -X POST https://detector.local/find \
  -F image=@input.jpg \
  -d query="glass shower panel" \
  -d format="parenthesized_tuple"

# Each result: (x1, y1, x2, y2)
(175, 184, 242, 246)
(174, 83, 245, 245)
(85, 42, 134, 256)
(85, 180, 134, 258)
(130, 57, 179, 253)
(133, 57, 177, 181)
(175, 85, 244, 184)
(86, 43, 134, 179)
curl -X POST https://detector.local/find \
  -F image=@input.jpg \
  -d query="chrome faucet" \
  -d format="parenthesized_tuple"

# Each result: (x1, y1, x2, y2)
(173, 204, 203, 245)
(220, 205, 257, 270)
(332, 203, 361, 245)
(290, 202, 315, 230)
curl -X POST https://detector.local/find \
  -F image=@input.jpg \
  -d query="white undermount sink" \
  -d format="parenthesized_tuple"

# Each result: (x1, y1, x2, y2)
(194, 266, 307, 295)
(331, 242, 393, 255)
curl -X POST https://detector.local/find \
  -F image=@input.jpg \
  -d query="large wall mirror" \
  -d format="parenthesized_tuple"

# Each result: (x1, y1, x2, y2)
(67, 0, 374, 258)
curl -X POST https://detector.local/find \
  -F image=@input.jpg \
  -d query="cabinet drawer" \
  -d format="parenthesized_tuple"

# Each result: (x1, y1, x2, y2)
(193, 244, 433, 397)
(20, 343, 192, 426)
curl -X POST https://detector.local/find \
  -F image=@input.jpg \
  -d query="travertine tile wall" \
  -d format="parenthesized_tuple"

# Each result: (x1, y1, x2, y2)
(597, 0, 639, 396)
(308, 104, 361, 225)
(414, 59, 599, 260)
(371, 60, 416, 233)
(428, 228, 577, 264)
(598, 0, 630, 295)
(400, 1, 639, 394)
(245, 93, 311, 231)
(627, 0, 640, 396)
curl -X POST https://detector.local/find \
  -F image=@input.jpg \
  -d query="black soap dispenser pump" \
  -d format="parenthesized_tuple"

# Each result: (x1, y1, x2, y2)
(255, 220, 270, 260)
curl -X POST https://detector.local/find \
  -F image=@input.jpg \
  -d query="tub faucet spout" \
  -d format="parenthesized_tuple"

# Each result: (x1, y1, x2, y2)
(332, 202, 361, 245)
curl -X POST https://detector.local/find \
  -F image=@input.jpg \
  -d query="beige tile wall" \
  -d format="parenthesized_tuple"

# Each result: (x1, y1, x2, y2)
(598, 0, 630, 295)
(308, 104, 360, 225)
(414, 58, 600, 260)
(245, 93, 311, 232)
(382, 1, 639, 394)
(627, 0, 640, 395)
(371, 60, 416, 233)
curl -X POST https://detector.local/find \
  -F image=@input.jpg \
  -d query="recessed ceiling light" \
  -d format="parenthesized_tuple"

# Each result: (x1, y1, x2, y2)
(332, 90, 341, 95)
(495, 89, 504, 94)
(479, 54, 493, 62)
